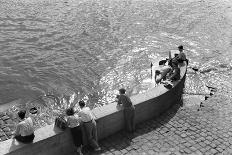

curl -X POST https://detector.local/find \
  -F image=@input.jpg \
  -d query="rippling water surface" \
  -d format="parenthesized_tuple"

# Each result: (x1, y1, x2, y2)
(0, 0, 232, 114)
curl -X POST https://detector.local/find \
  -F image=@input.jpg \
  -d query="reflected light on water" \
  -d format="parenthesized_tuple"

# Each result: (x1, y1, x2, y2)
(0, 0, 232, 130)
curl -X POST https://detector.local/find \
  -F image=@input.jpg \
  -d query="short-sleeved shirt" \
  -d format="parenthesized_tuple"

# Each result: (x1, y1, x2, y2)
(15, 117, 34, 136)
(78, 107, 95, 122)
(178, 52, 186, 61)
(118, 94, 134, 108)
(67, 115, 80, 128)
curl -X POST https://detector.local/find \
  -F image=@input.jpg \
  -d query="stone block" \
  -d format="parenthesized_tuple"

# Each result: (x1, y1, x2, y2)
(0, 131, 5, 137)
(204, 140, 211, 145)
(5, 131, 13, 137)
(147, 150, 155, 155)
(1, 115, 10, 121)
(216, 147, 224, 153)
(113, 150, 121, 155)
(5, 119, 14, 124)
(0, 136, 8, 141)
(0, 112, 6, 117)
(183, 148, 191, 154)
(120, 149, 128, 154)
(2, 127, 10, 132)
(180, 133, 187, 138)
(210, 148, 218, 154)
(0, 120, 4, 125)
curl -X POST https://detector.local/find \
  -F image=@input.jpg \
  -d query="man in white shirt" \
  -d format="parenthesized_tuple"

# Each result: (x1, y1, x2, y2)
(14, 110, 35, 143)
(155, 60, 172, 84)
(78, 101, 101, 151)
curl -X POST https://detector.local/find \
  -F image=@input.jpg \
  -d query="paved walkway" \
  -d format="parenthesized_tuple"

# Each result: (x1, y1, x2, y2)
(84, 93, 232, 155)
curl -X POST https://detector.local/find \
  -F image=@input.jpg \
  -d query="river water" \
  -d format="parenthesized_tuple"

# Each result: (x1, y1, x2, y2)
(0, 0, 232, 111)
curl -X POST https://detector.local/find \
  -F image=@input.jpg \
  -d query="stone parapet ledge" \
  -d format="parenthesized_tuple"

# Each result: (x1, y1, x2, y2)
(0, 62, 187, 155)
(93, 62, 186, 140)
(0, 124, 75, 155)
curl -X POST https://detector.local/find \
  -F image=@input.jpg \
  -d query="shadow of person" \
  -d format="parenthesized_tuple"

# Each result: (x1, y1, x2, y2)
(9, 138, 27, 152)
(89, 103, 181, 155)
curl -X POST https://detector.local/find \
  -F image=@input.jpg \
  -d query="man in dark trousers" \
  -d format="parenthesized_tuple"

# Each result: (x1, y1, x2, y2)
(117, 88, 135, 133)
(78, 100, 101, 152)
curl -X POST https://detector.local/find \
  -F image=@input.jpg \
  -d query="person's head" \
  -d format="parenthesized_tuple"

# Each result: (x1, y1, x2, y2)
(174, 53, 179, 57)
(66, 107, 74, 116)
(79, 100, 86, 108)
(159, 60, 167, 66)
(18, 110, 26, 120)
(178, 45, 183, 52)
(155, 70, 161, 75)
(119, 88, 126, 94)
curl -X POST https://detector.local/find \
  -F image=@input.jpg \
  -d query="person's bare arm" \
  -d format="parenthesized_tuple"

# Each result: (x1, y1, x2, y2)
(13, 124, 21, 137)
(117, 96, 122, 105)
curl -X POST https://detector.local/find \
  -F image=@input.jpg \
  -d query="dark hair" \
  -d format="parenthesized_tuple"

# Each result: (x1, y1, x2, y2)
(79, 100, 85, 107)
(172, 58, 179, 69)
(168, 59, 173, 67)
(66, 108, 74, 116)
(155, 70, 161, 75)
(18, 110, 26, 119)
(159, 60, 167, 65)
(119, 88, 126, 94)
(178, 45, 183, 50)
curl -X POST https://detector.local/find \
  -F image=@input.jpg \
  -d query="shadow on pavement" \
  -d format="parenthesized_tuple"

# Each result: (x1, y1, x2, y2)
(86, 103, 181, 155)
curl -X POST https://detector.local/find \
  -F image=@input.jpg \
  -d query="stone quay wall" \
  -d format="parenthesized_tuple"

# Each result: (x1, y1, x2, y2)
(0, 63, 187, 155)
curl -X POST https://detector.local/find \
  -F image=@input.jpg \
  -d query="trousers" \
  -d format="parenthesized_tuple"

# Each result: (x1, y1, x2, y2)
(123, 106, 135, 132)
(82, 120, 99, 149)
(15, 133, 35, 143)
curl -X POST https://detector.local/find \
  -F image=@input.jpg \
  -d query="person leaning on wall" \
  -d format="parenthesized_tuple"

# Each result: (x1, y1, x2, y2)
(78, 100, 101, 152)
(117, 88, 135, 133)
(66, 107, 83, 155)
(13, 110, 35, 143)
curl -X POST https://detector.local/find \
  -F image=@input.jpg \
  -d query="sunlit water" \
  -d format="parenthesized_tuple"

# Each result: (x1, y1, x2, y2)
(0, 0, 232, 128)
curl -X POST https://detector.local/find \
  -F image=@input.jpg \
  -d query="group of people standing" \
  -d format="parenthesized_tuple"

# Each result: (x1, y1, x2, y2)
(11, 88, 135, 155)
(66, 88, 135, 154)
(66, 100, 101, 155)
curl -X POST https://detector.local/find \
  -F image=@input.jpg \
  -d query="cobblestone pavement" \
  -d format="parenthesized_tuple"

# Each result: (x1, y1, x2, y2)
(0, 112, 15, 141)
(85, 93, 232, 155)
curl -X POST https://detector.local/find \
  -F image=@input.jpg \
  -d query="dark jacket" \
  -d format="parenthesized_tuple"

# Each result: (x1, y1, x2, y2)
(118, 94, 134, 108)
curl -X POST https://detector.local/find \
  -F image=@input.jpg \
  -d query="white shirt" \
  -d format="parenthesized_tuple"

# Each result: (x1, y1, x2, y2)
(78, 107, 94, 122)
(15, 117, 34, 136)
(66, 115, 80, 128)
(160, 65, 172, 76)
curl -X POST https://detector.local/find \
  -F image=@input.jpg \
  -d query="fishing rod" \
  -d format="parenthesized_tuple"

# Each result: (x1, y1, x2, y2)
(151, 62, 153, 80)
